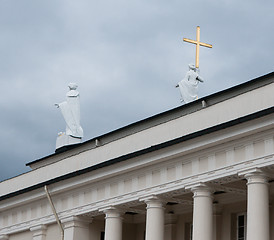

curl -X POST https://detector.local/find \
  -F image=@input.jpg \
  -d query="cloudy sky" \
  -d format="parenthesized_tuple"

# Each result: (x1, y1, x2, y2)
(0, 0, 273, 181)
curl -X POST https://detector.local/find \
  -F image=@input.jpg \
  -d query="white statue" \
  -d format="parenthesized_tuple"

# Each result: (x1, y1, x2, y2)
(56, 83, 83, 138)
(176, 64, 204, 103)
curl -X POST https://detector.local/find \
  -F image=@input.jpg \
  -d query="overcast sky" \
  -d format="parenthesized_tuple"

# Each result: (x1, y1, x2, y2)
(0, 0, 273, 181)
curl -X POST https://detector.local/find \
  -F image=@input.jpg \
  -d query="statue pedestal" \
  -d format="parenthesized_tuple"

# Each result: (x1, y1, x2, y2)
(56, 133, 81, 150)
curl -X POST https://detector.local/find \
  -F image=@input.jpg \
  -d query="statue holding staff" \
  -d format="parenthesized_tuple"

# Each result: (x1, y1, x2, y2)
(176, 26, 212, 103)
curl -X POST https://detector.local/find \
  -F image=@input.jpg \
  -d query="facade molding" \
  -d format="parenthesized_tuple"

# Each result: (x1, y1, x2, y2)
(1, 121, 273, 215)
(1, 153, 274, 235)
(1, 108, 273, 202)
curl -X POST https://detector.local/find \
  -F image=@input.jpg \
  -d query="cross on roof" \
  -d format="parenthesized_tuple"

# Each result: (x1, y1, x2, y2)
(183, 26, 212, 68)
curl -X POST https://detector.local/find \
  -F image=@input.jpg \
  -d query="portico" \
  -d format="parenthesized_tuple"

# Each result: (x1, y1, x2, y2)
(85, 168, 273, 240)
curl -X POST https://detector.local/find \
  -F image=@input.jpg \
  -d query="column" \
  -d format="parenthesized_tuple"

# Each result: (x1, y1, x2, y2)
(30, 225, 47, 240)
(103, 207, 123, 240)
(63, 216, 90, 240)
(245, 171, 269, 240)
(164, 213, 177, 240)
(191, 184, 213, 240)
(213, 204, 222, 240)
(142, 196, 165, 240)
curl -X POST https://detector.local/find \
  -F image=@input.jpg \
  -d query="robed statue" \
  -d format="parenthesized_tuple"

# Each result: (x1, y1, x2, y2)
(176, 64, 204, 103)
(177, 26, 212, 103)
(56, 83, 83, 138)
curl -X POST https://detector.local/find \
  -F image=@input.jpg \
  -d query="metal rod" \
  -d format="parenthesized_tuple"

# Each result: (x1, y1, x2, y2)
(44, 185, 64, 240)
(183, 26, 213, 69)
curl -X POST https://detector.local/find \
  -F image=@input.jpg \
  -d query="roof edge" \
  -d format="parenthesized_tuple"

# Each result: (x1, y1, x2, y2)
(3, 106, 274, 202)
(26, 71, 274, 166)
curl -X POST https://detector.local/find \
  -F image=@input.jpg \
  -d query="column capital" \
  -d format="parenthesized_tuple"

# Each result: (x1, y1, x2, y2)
(99, 206, 124, 219)
(29, 225, 47, 237)
(239, 168, 269, 185)
(62, 216, 91, 229)
(139, 195, 166, 209)
(187, 183, 214, 198)
(245, 173, 268, 185)
(0, 235, 8, 240)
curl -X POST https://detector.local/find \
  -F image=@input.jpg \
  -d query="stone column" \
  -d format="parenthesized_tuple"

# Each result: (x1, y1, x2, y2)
(103, 207, 123, 240)
(142, 196, 165, 240)
(63, 216, 90, 240)
(191, 184, 213, 240)
(164, 213, 177, 240)
(245, 171, 269, 240)
(30, 225, 47, 240)
(213, 204, 222, 240)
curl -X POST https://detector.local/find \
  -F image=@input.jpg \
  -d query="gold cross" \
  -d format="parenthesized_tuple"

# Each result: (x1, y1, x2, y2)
(183, 26, 212, 68)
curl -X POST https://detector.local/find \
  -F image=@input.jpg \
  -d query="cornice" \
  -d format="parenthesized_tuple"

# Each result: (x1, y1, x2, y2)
(1, 109, 273, 205)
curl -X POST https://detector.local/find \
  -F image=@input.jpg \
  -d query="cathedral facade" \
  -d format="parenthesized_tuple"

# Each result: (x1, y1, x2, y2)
(0, 72, 274, 240)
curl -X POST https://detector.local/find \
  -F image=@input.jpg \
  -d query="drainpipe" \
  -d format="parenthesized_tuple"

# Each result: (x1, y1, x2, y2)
(44, 185, 64, 240)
